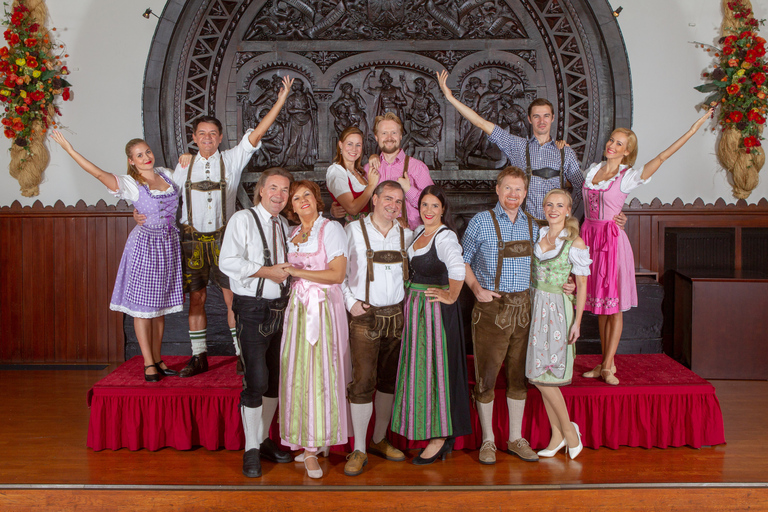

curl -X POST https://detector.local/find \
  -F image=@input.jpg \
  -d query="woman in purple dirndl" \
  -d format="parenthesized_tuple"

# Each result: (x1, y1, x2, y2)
(579, 109, 712, 386)
(51, 131, 183, 382)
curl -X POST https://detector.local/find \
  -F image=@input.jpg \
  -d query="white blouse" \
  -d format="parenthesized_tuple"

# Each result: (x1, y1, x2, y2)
(108, 168, 177, 202)
(326, 163, 367, 198)
(535, 227, 592, 276)
(289, 216, 348, 263)
(583, 162, 650, 194)
(409, 227, 466, 281)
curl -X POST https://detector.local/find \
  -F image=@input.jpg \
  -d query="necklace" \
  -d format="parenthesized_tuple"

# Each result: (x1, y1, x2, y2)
(422, 226, 441, 238)
(545, 229, 558, 246)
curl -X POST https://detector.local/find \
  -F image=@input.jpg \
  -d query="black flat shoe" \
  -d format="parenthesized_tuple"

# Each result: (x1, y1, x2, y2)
(144, 364, 162, 383)
(154, 360, 179, 377)
(412, 438, 455, 466)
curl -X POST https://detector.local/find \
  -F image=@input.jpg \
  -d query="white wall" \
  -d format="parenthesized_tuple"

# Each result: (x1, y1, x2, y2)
(0, 0, 765, 207)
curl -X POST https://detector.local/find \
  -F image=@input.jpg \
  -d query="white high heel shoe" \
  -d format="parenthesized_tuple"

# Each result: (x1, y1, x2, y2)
(567, 422, 583, 460)
(304, 454, 323, 479)
(537, 438, 566, 457)
(295, 446, 329, 462)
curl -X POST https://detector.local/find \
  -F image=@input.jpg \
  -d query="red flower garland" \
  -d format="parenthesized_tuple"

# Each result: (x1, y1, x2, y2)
(695, 1, 767, 153)
(0, 3, 71, 152)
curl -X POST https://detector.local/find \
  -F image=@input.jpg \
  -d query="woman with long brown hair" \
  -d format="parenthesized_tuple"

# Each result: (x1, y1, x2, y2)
(326, 126, 379, 222)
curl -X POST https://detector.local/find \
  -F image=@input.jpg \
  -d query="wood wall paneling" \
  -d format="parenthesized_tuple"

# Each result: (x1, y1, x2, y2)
(1, 200, 134, 364)
(2, 197, 768, 364)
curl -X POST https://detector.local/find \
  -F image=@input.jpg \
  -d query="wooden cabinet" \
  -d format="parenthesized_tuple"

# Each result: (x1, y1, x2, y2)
(674, 270, 768, 380)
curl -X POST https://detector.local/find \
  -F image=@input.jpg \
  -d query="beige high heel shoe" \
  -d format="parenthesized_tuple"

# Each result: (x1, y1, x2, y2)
(304, 454, 323, 479)
(583, 364, 617, 378)
(294, 446, 329, 462)
(601, 368, 619, 385)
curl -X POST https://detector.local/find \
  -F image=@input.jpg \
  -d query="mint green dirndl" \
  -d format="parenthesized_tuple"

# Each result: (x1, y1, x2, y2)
(525, 240, 576, 386)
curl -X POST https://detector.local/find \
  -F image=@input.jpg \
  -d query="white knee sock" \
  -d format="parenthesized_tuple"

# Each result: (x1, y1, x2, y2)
(241, 405, 263, 452)
(231, 327, 240, 357)
(190, 329, 207, 356)
(261, 397, 279, 444)
(350, 402, 373, 453)
(476, 400, 495, 443)
(372, 392, 394, 444)
(507, 397, 526, 442)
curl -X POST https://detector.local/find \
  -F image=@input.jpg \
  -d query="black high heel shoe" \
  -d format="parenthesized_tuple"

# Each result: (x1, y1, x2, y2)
(144, 364, 162, 383)
(412, 437, 455, 465)
(154, 360, 179, 377)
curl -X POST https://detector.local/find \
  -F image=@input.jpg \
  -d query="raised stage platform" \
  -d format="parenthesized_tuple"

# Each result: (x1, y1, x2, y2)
(87, 354, 725, 452)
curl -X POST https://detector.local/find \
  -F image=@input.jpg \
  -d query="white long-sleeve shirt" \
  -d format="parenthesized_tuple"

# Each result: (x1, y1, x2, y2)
(342, 216, 414, 311)
(172, 131, 261, 232)
(219, 202, 289, 299)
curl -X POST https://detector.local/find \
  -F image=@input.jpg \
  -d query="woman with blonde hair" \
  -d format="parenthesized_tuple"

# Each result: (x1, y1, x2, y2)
(525, 188, 591, 459)
(51, 131, 183, 382)
(580, 109, 713, 385)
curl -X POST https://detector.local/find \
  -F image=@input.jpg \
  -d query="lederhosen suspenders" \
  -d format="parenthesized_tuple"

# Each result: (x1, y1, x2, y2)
(246, 208, 289, 299)
(358, 217, 408, 304)
(524, 144, 566, 188)
(400, 156, 410, 227)
(184, 156, 228, 237)
(488, 209, 534, 293)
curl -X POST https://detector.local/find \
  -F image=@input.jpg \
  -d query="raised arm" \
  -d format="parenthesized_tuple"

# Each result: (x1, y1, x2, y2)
(436, 70, 495, 135)
(640, 108, 713, 180)
(248, 75, 294, 147)
(50, 130, 119, 191)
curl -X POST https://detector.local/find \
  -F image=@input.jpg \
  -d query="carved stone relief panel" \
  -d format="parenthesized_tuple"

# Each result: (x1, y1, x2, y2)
(144, 0, 631, 209)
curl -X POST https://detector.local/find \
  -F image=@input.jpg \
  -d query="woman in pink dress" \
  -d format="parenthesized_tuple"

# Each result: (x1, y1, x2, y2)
(581, 108, 713, 385)
(279, 180, 351, 479)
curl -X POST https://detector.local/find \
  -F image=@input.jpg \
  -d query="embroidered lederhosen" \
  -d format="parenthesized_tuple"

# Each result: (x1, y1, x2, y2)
(524, 144, 570, 225)
(488, 208, 534, 329)
(358, 217, 408, 338)
(181, 157, 228, 271)
(471, 209, 535, 401)
(246, 209, 290, 334)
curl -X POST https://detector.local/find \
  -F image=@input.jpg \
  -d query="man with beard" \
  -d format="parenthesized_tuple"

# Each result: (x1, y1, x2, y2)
(219, 167, 295, 478)
(365, 112, 434, 230)
(341, 181, 414, 476)
(462, 166, 540, 465)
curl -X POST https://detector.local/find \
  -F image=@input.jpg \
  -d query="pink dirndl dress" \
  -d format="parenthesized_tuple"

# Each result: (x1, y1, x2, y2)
(581, 163, 648, 314)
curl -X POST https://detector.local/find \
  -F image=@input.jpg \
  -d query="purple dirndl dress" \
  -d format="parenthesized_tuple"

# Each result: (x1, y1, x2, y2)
(109, 169, 183, 318)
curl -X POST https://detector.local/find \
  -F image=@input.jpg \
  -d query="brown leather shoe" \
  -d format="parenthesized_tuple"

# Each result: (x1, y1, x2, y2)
(236, 358, 244, 375)
(344, 450, 368, 476)
(479, 440, 497, 465)
(368, 438, 405, 462)
(507, 438, 539, 462)
(179, 353, 208, 378)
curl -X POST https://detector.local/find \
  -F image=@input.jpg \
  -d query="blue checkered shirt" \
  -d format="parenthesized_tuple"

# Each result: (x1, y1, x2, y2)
(462, 203, 539, 293)
(488, 125, 584, 220)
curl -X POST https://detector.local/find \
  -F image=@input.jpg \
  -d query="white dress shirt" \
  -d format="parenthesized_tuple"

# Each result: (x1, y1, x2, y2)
(342, 215, 414, 311)
(172, 130, 261, 232)
(219, 202, 289, 299)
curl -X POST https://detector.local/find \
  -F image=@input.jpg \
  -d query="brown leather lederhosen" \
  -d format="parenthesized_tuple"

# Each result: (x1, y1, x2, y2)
(347, 218, 409, 403)
(524, 144, 569, 226)
(470, 209, 535, 402)
(180, 157, 228, 289)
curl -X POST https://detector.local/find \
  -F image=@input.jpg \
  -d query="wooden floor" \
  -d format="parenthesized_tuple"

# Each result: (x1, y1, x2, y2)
(1, 367, 767, 511)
